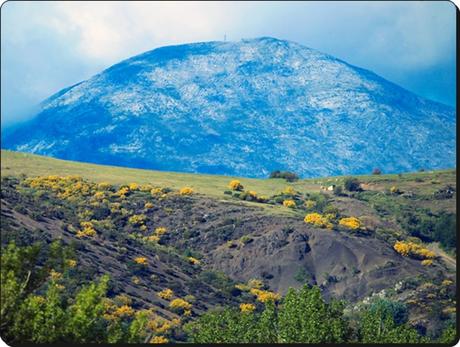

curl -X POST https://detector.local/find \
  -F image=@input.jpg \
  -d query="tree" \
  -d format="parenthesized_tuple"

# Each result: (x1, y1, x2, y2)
(12, 284, 66, 343)
(359, 299, 422, 343)
(372, 168, 382, 175)
(278, 286, 346, 343)
(344, 177, 361, 192)
(269, 171, 299, 182)
(66, 275, 110, 343)
(187, 285, 347, 343)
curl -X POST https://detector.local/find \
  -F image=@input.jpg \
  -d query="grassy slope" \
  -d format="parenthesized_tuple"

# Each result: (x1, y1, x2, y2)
(1, 149, 456, 201)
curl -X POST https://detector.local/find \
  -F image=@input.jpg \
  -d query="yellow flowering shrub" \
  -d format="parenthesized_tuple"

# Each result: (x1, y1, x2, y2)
(24, 175, 92, 200)
(155, 227, 168, 236)
(128, 183, 139, 190)
(80, 221, 94, 228)
(393, 241, 410, 256)
(417, 248, 436, 259)
(187, 257, 200, 265)
(158, 288, 174, 300)
(248, 191, 257, 198)
(151, 187, 165, 196)
(115, 187, 130, 197)
(442, 279, 453, 286)
(283, 199, 296, 208)
(76, 225, 97, 238)
(338, 217, 361, 230)
(93, 191, 105, 200)
(169, 298, 192, 311)
(146, 235, 160, 243)
(421, 259, 433, 266)
(128, 214, 147, 226)
(134, 257, 148, 265)
(247, 279, 263, 289)
(139, 184, 154, 192)
(250, 288, 280, 303)
(283, 186, 296, 195)
(145, 202, 154, 209)
(390, 186, 399, 194)
(150, 336, 169, 344)
(148, 318, 172, 334)
(131, 276, 141, 285)
(304, 213, 333, 229)
(393, 241, 436, 260)
(228, 180, 244, 191)
(97, 182, 112, 190)
(49, 269, 62, 281)
(66, 259, 77, 268)
(110, 202, 121, 213)
(240, 303, 256, 313)
(113, 305, 135, 317)
(179, 187, 194, 195)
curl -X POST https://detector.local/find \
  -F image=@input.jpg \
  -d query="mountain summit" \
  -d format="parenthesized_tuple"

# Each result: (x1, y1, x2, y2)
(2, 37, 456, 177)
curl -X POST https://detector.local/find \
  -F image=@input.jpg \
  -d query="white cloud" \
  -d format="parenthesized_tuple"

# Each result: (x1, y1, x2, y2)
(48, 1, 245, 65)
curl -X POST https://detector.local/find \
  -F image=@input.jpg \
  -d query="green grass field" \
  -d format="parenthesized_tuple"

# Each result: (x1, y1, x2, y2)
(1, 150, 456, 200)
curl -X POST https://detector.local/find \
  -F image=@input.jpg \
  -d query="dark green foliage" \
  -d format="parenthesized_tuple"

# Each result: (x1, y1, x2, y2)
(433, 213, 456, 250)
(184, 306, 266, 343)
(187, 286, 433, 344)
(187, 285, 347, 343)
(269, 170, 299, 182)
(278, 286, 346, 343)
(359, 299, 426, 343)
(368, 299, 408, 325)
(438, 323, 457, 344)
(0, 241, 158, 344)
(399, 211, 456, 251)
(344, 177, 361, 191)
(356, 189, 457, 252)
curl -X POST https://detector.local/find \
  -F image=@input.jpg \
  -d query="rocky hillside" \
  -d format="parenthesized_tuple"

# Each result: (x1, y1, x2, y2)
(1, 153, 456, 340)
(2, 37, 456, 177)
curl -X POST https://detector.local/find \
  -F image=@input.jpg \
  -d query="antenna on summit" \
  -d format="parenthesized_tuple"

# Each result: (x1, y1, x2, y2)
(224, 34, 227, 42)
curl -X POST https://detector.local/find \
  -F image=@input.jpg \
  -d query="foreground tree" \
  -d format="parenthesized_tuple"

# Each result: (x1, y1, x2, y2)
(186, 285, 347, 343)
(359, 299, 426, 343)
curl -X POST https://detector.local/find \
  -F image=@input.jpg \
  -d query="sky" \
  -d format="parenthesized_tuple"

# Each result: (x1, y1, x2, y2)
(1, 1, 457, 126)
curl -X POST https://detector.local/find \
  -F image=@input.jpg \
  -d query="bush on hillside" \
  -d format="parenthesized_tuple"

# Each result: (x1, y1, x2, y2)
(344, 177, 361, 192)
(269, 171, 299, 182)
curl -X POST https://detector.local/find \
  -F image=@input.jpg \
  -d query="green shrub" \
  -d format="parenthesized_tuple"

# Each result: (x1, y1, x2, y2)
(344, 177, 361, 192)
(269, 171, 299, 182)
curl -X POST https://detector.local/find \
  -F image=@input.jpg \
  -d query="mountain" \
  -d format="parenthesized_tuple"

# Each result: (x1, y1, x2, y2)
(2, 37, 456, 177)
